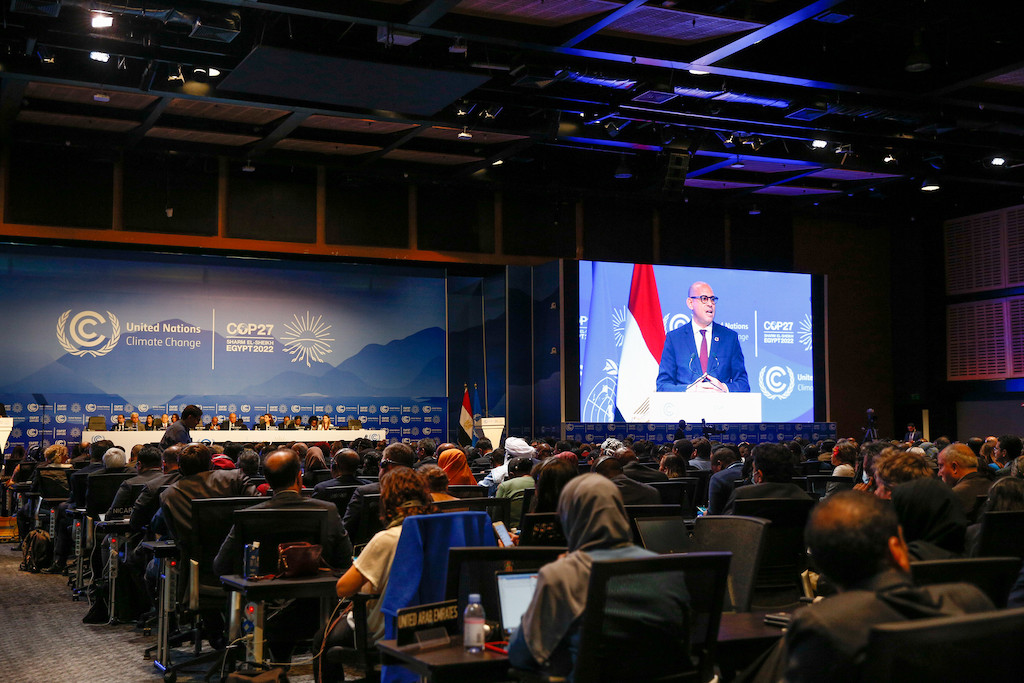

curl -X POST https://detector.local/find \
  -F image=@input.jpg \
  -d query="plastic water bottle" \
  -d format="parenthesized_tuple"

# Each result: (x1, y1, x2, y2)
(464, 593, 485, 653)
(244, 541, 260, 579)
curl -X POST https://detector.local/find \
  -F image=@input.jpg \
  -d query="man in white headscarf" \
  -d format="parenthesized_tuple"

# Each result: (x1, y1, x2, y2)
(478, 437, 535, 495)
(508, 474, 691, 681)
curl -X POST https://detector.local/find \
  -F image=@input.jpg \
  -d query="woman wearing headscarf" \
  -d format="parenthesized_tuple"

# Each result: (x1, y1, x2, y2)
(508, 473, 691, 681)
(438, 447, 476, 485)
(302, 446, 329, 487)
(890, 477, 967, 560)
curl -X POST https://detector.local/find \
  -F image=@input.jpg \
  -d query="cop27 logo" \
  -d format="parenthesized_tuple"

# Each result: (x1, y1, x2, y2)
(57, 310, 120, 357)
(758, 365, 795, 400)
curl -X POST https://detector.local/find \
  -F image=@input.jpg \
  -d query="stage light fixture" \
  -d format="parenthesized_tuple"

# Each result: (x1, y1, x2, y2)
(482, 105, 502, 119)
(748, 205, 761, 216)
(93, 92, 110, 103)
(449, 38, 467, 54)
(991, 157, 1006, 166)
(920, 177, 940, 192)
(89, 51, 110, 63)
(730, 155, 744, 169)
(457, 126, 472, 140)
(688, 68, 710, 75)
(491, 159, 504, 166)
(91, 11, 113, 28)
(242, 160, 255, 172)
(905, 29, 931, 72)
(811, 139, 828, 149)
(455, 101, 474, 117)
(605, 120, 628, 138)
(168, 64, 185, 83)
(883, 153, 897, 164)
(614, 155, 633, 179)
(208, 67, 221, 78)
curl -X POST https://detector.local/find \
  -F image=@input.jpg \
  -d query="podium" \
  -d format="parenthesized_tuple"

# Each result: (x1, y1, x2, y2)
(627, 392, 762, 423)
(479, 417, 505, 445)
(0, 417, 12, 453)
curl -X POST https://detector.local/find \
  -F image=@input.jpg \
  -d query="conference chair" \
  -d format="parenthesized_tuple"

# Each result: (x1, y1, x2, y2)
(804, 475, 854, 499)
(303, 470, 334, 487)
(732, 497, 816, 607)
(519, 512, 566, 546)
(377, 511, 494, 682)
(975, 510, 1024, 559)
(444, 546, 566, 631)
(686, 469, 712, 508)
(87, 415, 108, 431)
(433, 496, 511, 527)
(860, 607, 1024, 681)
(313, 484, 360, 518)
(634, 515, 693, 554)
(152, 496, 261, 681)
(691, 515, 770, 612)
(571, 552, 731, 683)
(910, 556, 1022, 608)
(649, 479, 697, 513)
(624, 504, 685, 540)
(447, 484, 489, 499)
(352, 494, 383, 547)
(231, 507, 328, 576)
(79, 472, 135, 587)
(518, 488, 535, 528)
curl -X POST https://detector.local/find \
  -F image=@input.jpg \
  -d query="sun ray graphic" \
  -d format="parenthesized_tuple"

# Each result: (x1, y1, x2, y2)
(281, 311, 335, 367)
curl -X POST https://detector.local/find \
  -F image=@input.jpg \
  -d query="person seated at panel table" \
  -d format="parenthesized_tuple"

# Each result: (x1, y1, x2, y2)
(206, 415, 221, 430)
(155, 413, 170, 430)
(307, 415, 318, 431)
(280, 415, 294, 430)
(319, 415, 333, 430)
(143, 414, 155, 431)
(255, 414, 272, 430)
(221, 412, 248, 431)
(508, 473, 692, 681)
(315, 467, 436, 682)
(292, 416, 305, 430)
(656, 281, 749, 393)
(127, 412, 144, 431)
(111, 414, 127, 431)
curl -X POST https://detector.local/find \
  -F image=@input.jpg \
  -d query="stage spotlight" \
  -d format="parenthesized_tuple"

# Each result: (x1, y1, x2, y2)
(168, 64, 185, 83)
(93, 92, 110, 103)
(614, 155, 633, 179)
(457, 126, 472, 140)
(748, 205, 761, 216)
(482, 105, 502, 119)
(811, 139, 828, 149)
(242, 160, 255, 172)
(991, 156, 1006, 166)
(89, 51, 110, 63)
(730, 155, 744, 169)
(883, 153, 897, 164)
(920, 177, 940, 192)
(91, 11, 113, 28)
(208, 67, 221, 78)
(905, 29, 931, 72)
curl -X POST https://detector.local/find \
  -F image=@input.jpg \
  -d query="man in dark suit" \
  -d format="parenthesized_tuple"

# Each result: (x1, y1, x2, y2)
(129, 445, 183, 532)
(619, 446, 669, 483)
(341, 442, 415, 539)
(158, 443, 257, 545)
(708, 447, 745, 515)
(214, 448, 352, 575)
(106, 444, 164, 519)
(220, 412, 248, 431)
(782, 491, 994, 683)
(656, 281, 749, 392)
(903, 423, 923, 442)
(313, 448, 365, 497)
(724, 442, 811, 514)
(593, 454, 660, 505)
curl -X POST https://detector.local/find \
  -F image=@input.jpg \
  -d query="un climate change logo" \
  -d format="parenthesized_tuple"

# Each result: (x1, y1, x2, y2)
(57, 310, 120, 357)
(758, 365, 795, 400)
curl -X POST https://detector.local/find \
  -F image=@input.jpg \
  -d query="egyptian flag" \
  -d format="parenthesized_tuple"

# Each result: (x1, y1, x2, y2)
(615, 264, 665, 421)
(458, 386, 473, 446)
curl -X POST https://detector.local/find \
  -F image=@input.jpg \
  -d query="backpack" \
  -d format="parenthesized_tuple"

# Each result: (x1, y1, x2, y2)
(20, 528, 53, 573)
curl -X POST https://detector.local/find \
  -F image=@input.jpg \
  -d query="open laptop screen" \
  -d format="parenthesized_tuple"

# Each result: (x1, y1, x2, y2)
(495, 571, 539, 636)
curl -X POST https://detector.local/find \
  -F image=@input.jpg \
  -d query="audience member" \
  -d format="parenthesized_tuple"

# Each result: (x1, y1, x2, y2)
(438, 447, 476, 485)
(938, 443, 992, 521)
(965, 476, 1024, 555)
(658, 454, 687, 479)
(619, 446, 668, 483)
(302, 446, 330, 488)
(508, 474, 690, 680)
(312, 448, 364, 498)
(689, 438, 712, 471)
(723, 442, 812, 513)
(159, 403, 201, 450)
(593, 454, 659, 505)
(414, 438, 438, 468)
(341, 442, 415, 539)
(496, 456, 535, 523)
(890, 477, 967, 560)
(708, 447, 744, 515)
(420, 465, 457, 502)
(872, 448, 931, 500)
(782, 491, 993, 683)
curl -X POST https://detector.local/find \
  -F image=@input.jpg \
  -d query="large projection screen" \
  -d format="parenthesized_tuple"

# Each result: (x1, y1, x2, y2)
(578, 260, 815, 424)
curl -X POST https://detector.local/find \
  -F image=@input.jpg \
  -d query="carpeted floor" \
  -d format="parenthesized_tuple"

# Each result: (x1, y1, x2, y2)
(0, 541, 334, 682)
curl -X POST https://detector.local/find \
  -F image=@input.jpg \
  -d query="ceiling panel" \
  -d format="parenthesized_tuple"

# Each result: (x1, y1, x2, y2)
(25, 82, 158, 110)
(807, 169, 903, 181)
(165, 99, 290, 125)
(383, 149, 485, 164)
(302, 116, 418, 134)
(685, 179, 761, 190)
(274, 139, 381, 155)
(16, 110, 140, 132)
(604, 8, 763, 45)
(420, 126, 528, 143)
(452, 0, 616, 27)
(145, 127, 261, 145)
(754, 186, 841, 196)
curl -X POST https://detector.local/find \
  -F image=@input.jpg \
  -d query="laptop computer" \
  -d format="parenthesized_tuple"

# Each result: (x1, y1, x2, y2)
(495, 570, 539, 641)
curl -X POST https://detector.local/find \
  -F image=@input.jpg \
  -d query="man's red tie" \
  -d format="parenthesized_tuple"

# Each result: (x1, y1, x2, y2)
(700, 329, 709, 374)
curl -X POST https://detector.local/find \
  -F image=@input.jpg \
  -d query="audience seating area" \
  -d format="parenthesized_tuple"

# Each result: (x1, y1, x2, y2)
(3, 431, 1024, 683)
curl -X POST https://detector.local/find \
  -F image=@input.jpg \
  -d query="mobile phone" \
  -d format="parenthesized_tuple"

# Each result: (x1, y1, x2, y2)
(763, 611, 792, 627)
(493, 521, 514, 548)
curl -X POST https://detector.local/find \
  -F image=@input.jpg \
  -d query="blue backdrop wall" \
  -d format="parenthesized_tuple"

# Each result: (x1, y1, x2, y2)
(0, 244, 448, 448)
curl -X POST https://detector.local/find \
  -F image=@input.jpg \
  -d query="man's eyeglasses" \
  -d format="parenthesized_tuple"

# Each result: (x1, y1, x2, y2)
(380, 458, 396, 469)
(688, 295, 719, 304)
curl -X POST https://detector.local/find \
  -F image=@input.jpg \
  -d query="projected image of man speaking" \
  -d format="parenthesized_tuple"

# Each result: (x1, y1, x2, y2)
(656, 281, 749, 393)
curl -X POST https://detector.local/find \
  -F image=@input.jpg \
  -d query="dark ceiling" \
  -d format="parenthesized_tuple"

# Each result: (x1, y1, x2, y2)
(2, 0, 1024, 213)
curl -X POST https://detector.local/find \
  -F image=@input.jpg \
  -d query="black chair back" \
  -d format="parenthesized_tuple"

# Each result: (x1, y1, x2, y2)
(687, 469, 712, 508)
(977, 510, 1024, 558)
(575, 552, 730, 683)
(624, 504, 685, 540)
(448, 485, 488, 499)
(861, 607, 1024, 681)
(37, 466, 72, 498)
(109, 483, 147, 518)
(85, 472, 135, 518)
(519, 512, 566, 546)
(518, 488, 535, 527)
(732, 497, 816, 598)
(444, 546, 565, 626)
(353, 493, 383, 546)
(650, 479, 696, 512)
(303, 469, 333, 487)
(12, 460, 35, 481)
(232, 508, 328, 576)
(634, 516, 692, 554)
(314, 484, 360, 518)
(70, 469, 91, 508)
(692, 515, 770, 612)
(804, 475, 854, 499)
(2, 458, 21, 478)
(910, 556, 1022, 608)
(190, 497, 262, 588)
(433, 497, 510, 526)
